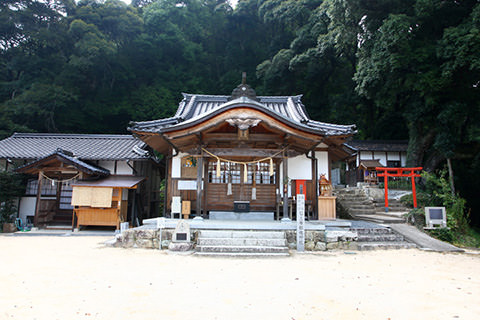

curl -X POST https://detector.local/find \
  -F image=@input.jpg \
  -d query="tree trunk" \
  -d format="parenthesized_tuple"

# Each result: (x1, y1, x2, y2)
(446, 158, 455, 196)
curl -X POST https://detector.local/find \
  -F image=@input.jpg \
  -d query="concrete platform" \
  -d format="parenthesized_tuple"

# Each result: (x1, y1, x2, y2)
(209, 211, 274, 221)
(142, 217, 352, 231)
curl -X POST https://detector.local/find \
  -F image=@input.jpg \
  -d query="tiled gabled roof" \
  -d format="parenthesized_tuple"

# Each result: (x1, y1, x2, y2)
(130, 94, 356, 136)
(16, 150, 110, 176)
(346, 140, 408, 152)
(0, 133, 152, 161)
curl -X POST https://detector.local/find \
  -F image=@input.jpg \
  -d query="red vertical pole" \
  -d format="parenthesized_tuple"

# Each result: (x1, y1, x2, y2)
(411, 175, 418, 208)
(384, 174, 389, 212)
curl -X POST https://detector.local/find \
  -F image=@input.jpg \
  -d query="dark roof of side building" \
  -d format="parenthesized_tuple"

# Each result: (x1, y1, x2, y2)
(129, 93, 356, 136)
(345, 140, 408, 152)
(16, 149, 110, 176)
(0, 133, 153, 161)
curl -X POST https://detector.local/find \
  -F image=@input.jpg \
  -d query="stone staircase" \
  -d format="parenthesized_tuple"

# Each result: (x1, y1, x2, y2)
(195, 230, 290, 256)
(335, 188, 406, 224)
(352, 226, 417, 250)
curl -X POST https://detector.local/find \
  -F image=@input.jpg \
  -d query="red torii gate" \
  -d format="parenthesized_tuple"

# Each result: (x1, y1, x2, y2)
(375, 167, 423, 212)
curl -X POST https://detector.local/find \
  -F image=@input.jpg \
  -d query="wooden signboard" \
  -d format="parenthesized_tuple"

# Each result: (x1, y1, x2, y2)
(182, 200, 191, 219)
(71, 187, 113, 208)
(181, 156, 197, 178)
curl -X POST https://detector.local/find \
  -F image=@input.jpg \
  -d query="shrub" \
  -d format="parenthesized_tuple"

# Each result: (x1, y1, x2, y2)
(427, 228, 454, 243)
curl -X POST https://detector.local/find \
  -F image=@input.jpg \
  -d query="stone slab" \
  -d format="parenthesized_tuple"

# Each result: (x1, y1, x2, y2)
(388, 224, 464, 252)
(209, 211, 274, 221)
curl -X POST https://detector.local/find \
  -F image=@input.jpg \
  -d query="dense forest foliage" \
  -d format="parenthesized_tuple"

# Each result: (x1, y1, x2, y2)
(1, 0, 479, 223)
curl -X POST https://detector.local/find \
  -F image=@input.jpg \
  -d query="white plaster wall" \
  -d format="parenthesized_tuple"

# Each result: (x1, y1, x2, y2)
(401, 152, 407, 166)
(374, 152, 387, 166)
(317, 151, 329, 180)
(171, 152, 188, 178)
(18, 197, 36, 224)
(116, 161, 133, 174)
(287, 155, 312, 180)
(359, 151, 373, 160)
(387, 152, 400, 161)
(97, 161, 115, 173)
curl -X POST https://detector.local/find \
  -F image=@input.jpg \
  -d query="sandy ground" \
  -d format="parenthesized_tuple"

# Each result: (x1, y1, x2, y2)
(0, 236, 479, 320)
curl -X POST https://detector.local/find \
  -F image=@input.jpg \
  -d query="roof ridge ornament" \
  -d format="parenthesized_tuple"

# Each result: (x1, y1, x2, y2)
(225, 118, 261, 130)
(229, 72, 258, 101)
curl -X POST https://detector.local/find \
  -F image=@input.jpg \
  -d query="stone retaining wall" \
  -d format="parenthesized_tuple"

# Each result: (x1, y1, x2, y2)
(113, 228, 359, 251)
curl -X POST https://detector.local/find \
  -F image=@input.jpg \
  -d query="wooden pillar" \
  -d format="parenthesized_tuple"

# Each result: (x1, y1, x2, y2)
(34, 171, 43, 227)
(203, 159, 208, 215)
(282, 149, 289, 220)
(196, 152, 203, 217)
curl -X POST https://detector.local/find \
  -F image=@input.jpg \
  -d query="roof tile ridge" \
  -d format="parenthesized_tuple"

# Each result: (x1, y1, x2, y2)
(286, 96, 304, 123)
(11, 133, 135, 139)
(309, 120, 356, 128)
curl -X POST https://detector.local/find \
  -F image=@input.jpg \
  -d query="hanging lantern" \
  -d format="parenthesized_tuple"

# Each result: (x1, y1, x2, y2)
(319, 174, 332, 196)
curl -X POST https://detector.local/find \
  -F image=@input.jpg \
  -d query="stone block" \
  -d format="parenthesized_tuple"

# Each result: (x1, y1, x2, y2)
(288, 242, 297, 249)
(136, 239, 154, 249)
(285, 230, 296, 244)
(305, 241, 315, 251)
(136, 229, 157, 240)
(161, 240, 171, 249)
(168, 242, 193, 251)
(305, 231, 315, 242)
(344, 242, 359, 250)
(326, 242, 340, 250)
(313, 231, 325, 242)
(162, 230, 173, 241)
(314, 242, 327, 251)
(325, 234, 338, 243)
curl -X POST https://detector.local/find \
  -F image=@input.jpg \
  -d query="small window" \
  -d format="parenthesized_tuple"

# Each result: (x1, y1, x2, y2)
(387, 160, 401, 168)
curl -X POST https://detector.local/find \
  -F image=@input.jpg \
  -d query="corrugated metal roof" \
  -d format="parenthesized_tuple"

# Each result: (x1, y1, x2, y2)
(130, 93, 356, 136)
(0, 133, 152, 160)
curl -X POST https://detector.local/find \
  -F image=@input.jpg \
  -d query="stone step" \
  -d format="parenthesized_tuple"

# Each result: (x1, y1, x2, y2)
(198, 230, 285, 239)
(337, 196, 370, 201)
(195, 230, 289, 256)
(349, 209, 377, 215)
(357, 234, 405, 242)
(195, 245, 290, 254)
(374, 206, 408, 211)
(352, 228, 394, 235)
(357, 242, 417, 250)
(353, 214, 405, 224)
(342, 203, 374, 208)
(195, 252, 290, 257)
(375, 207, 410, 217)
(197, 237, 287, 247)
(349, 205, 376, 210)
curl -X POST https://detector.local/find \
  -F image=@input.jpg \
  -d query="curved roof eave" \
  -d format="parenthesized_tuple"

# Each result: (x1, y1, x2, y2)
(157, 98, 353, 137)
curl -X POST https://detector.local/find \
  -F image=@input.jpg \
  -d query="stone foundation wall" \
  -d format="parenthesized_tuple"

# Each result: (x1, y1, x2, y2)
(113, 228, 359, 251)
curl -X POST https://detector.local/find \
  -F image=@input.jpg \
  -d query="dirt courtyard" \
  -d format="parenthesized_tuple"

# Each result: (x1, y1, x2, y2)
(0, 235, 479, 320)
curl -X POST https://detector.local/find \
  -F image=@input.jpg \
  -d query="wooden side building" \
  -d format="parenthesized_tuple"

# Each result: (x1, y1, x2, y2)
(0, 133, 162, 228)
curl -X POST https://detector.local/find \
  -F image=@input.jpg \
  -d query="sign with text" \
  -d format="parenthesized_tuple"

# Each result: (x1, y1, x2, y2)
(296, 194, 305, 252)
